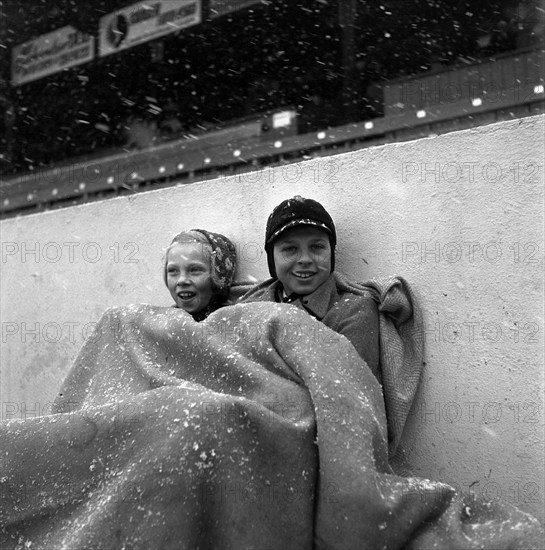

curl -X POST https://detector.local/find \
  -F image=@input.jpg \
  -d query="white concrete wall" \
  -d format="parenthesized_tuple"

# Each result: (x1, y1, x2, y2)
(1, 115, 544, 522)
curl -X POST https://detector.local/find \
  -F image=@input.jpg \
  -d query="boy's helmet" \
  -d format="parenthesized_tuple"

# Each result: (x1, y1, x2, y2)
(264, 196, 336, 278)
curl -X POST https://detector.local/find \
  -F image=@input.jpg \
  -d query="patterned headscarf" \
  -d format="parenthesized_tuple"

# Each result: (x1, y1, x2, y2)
(163, 229, 237, 299)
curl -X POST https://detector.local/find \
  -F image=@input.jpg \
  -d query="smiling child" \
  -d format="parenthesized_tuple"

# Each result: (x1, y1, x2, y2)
(164, 229, 236, 321)
(240, 196, 380, 378)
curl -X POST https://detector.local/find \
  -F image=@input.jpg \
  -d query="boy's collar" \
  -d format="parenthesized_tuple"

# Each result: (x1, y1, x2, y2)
(277, 274, 338, 320)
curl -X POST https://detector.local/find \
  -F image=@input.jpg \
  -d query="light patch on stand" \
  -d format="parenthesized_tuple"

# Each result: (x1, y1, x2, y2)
(159, 166, 166, 174)
(534, 84, 544, 94)
(274, 140, 282, 148)
(233, 149, 241, 157)
(272, 110, 294, 128)
(78, 182, 86, 191)
(177, 163, 185, 171)
(416, 110, 426, 119)
(204, 157, 211, 164)
(472, 97, 482, 107)
(364, 121, 374, 130)
(107, 176, 114, 184)
(317, 131, 326, 139)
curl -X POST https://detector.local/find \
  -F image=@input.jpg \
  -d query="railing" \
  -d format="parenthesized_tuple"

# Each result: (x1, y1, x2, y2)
(1, 49, 543, 218)
(383, 48, 544, 114)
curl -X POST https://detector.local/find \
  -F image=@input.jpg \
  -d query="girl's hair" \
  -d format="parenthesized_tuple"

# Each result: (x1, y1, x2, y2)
(163, 229, 237, 301)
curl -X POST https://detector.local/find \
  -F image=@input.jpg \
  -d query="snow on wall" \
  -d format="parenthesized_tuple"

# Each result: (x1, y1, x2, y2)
(1, 114, 544, 521)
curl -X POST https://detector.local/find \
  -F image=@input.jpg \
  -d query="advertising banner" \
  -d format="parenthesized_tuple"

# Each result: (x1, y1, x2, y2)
(209, 0, 262, 18)
(99, 0, 201, 57)
(11, 26, 94, 86)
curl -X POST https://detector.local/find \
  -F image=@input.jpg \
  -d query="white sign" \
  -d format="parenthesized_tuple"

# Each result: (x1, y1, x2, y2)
(11, 26, 94, 86)
(209, 0, 262, 18)
(99, 0, 201, 57)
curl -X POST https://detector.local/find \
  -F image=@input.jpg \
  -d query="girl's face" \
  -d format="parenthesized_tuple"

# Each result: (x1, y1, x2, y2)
(166, 242, 214, 314)
(272, 225, 331, 296)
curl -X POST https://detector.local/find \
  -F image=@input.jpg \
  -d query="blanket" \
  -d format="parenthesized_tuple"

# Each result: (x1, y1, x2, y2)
(231, 273, 424, 463)
(1, 302, 543, 549)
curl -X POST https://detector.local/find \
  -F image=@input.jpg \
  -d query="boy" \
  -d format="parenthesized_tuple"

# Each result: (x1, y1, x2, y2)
(239, 196, 380, 380)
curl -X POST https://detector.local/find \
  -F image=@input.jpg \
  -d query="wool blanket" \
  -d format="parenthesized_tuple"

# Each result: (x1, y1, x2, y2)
(233, 273, 425, 461)
(0, 302, 543, 549)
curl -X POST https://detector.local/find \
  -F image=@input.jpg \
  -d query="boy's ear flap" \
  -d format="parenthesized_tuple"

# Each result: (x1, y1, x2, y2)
(266, 243, 277, 279)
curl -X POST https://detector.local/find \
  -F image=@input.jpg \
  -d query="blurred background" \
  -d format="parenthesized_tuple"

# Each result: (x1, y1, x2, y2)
(0, 0, 544, 215)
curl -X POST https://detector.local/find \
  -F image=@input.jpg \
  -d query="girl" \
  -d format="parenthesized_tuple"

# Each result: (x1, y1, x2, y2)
(164, 229, 236, 321)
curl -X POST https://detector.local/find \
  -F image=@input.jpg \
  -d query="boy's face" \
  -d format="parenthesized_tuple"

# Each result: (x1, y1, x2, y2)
(272, 225, 331, 296)
(166, 242, 214, 314)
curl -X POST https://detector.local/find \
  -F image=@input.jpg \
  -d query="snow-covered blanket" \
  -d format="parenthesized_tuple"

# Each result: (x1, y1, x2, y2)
(1, 302, 543, 549)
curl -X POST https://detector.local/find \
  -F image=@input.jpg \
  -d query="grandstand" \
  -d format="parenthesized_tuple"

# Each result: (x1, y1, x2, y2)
(1, 0, 544, 216)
